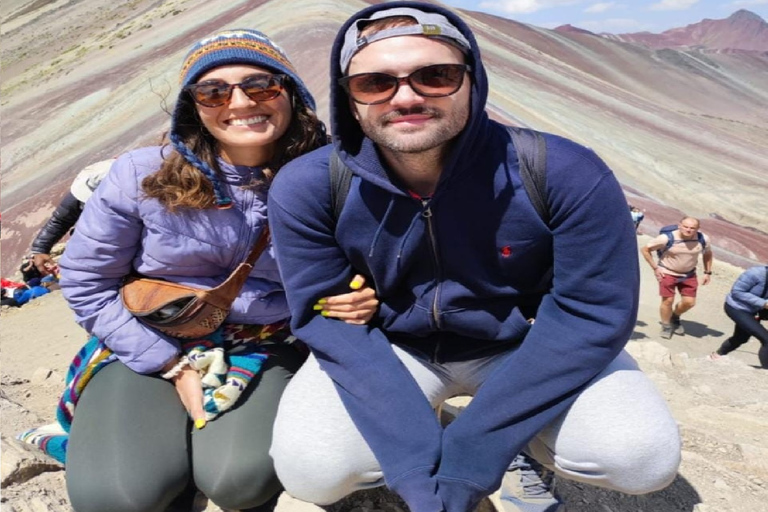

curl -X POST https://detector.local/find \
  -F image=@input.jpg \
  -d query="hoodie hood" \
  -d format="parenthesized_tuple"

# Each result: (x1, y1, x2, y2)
(329, 1, 490, 197)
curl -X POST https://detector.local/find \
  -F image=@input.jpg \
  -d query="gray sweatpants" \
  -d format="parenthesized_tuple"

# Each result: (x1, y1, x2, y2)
(270, 347, 681, 505)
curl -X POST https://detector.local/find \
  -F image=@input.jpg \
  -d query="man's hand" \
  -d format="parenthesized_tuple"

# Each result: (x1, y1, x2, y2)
(654, 267, 665, 282)
(314, 274, 379, 325)
(701, 274, 711, 286)
(31, 254, 55, 275)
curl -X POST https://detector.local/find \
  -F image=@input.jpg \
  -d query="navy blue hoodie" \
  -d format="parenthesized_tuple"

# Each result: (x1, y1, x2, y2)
(268, 2, 640, 511)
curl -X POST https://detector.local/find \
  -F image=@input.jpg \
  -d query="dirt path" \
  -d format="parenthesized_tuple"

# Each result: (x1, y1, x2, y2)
(2, 235, 767, 511)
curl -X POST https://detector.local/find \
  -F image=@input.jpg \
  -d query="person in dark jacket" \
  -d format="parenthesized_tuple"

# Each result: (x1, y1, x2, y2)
(27, 159, 114, 275)
(53, 30, 378, 512)
(267, 3, 681, 512)
(710, 265, 768, 367)
(1, 286, 21, 308)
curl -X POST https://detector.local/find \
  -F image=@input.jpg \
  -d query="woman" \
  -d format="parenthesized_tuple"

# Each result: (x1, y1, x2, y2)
(710, 265, 768, 368)
(57, 30, 377, 512)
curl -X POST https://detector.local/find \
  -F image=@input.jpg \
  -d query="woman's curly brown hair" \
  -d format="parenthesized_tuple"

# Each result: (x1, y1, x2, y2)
(143, 77, 326, 211)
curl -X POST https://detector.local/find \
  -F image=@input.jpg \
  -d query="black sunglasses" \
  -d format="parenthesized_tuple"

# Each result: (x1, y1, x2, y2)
(185, 74, 287, 107)
(339, 64, 471, 105)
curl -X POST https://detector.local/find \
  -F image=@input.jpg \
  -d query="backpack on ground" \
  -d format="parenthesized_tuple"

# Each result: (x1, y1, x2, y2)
(329, 126, 549, 224)
(657, 224, 707, 259)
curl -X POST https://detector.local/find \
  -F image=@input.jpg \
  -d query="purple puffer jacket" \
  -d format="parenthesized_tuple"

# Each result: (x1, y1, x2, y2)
(59, 146, 289, 374)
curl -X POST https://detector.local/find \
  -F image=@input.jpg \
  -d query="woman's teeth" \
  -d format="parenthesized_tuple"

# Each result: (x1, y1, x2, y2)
(229, 115, 267, 126)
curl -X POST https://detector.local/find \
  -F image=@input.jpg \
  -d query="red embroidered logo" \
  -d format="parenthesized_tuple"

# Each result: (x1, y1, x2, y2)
(500, 246, 512, 257)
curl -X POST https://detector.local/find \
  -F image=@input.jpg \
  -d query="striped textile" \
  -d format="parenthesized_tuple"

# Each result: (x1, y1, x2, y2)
(16, 322, 294, 464)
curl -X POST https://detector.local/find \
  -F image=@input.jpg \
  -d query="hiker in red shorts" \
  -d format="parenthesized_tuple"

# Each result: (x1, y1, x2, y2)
(641, 216, 714, 339)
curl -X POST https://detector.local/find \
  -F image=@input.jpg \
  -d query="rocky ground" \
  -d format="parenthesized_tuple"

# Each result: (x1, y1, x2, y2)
(2, 236, 767, 512)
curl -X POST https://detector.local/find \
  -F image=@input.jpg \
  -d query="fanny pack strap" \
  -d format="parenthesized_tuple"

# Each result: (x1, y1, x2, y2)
(658, 263, 696, 283)
(673, 269, 697, 284)
(200, 227, 271, 310)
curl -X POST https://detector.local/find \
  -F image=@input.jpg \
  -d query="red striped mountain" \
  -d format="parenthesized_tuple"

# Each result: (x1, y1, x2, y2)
(589, 10, 768, 51)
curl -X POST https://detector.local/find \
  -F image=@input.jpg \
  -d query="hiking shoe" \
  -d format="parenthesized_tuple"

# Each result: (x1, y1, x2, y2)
(671, 314, 685, 335)
(660, 323, 674, 339)
(500, 453, 564, 512)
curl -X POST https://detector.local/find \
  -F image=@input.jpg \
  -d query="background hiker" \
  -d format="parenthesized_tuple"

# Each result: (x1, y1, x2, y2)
(26, 158, 114, 276)
(709, 264, 768, 367)
(51, 29, 378, 512)
(268, 3, 681, 512)
(629, 204, 644, 233)
(641, 216, 713, 339)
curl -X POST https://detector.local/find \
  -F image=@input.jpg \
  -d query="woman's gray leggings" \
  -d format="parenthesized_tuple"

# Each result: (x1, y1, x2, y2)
(66, 344, 305, 512)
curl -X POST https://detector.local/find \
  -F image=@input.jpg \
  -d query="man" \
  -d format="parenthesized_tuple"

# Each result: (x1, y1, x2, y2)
(268, 3, 681, 512)
(641, 216, 713, 339)
(27, 159, 114, 275)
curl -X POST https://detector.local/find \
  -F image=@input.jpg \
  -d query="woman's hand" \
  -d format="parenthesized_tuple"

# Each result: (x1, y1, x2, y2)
(314, 274, 379, 325)
(162, 357, 207, 429)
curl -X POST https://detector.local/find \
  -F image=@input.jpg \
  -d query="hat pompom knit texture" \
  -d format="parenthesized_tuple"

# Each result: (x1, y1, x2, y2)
(171, 29, 317, 207)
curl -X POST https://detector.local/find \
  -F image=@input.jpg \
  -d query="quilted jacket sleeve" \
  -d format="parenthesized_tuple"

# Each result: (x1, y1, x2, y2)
(58, 153, 181, 374)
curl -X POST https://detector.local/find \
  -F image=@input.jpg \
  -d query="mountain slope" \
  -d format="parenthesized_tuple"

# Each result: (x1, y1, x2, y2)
(606, 9, 768, 51)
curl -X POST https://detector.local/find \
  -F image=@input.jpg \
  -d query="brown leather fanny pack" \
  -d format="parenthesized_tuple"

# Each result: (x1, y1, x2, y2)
(120, 227, 271, 339)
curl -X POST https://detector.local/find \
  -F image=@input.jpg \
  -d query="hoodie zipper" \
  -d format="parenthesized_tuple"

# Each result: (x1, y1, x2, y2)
(422, 199, 443, 335)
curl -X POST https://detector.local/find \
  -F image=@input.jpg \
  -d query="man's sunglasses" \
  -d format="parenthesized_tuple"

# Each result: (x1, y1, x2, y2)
(339, 64, 471, 105)
(185, 74, 287, 108)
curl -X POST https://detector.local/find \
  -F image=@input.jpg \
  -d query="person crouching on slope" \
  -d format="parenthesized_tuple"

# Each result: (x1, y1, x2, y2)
(56, 29, 378, 512)
(267, 3, 681, 512)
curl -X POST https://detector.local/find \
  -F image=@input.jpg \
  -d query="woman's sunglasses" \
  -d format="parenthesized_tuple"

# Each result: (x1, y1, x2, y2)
(339, 64, 471, 105)
(185, 74, 287, 108)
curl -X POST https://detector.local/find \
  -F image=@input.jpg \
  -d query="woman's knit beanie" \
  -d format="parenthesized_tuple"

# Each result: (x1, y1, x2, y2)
(171, 29, 316, 208)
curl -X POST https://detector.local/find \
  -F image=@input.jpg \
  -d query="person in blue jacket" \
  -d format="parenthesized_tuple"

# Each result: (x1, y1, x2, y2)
(267, 3, 681, 512)
(710, 265, 768, 367)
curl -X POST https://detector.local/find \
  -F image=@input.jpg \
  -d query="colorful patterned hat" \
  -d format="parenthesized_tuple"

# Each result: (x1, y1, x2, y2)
(171, 29, 316, 208)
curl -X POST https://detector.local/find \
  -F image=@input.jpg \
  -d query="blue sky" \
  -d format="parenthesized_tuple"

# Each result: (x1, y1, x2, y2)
(441, 0, 768, 33)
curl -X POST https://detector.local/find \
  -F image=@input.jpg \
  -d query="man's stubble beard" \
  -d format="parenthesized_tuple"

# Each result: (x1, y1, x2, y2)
(358, 103, 470, 154)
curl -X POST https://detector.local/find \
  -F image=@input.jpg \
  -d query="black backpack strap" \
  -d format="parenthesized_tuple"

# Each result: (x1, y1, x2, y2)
(330, 129, 548, 225)
(507, 126, 549, 225)
(329, 150, 353, 222)
(661, 231, 675, 257)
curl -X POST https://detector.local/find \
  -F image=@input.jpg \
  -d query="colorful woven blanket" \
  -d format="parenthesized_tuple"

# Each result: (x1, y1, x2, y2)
(17, 322, 293, 464)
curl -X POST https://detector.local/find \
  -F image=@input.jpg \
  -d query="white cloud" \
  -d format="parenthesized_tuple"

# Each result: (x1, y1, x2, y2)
(585, 2, 617, 13)
(728, 0, 768, 6)
(479, 0, 583, 14)
(649, 0, 700, 11)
